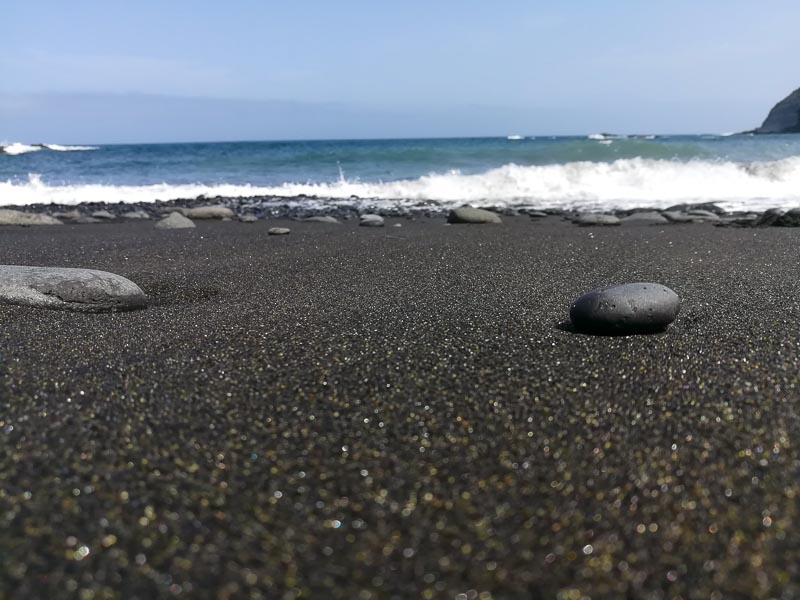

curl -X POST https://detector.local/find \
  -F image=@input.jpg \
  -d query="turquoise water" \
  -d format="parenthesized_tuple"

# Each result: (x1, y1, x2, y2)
(3, 135, 800, 211)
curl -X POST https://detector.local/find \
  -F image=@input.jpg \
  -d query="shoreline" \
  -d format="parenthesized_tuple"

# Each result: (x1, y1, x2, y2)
(3, 218, 800, 596)
(0, 195, 775, 224)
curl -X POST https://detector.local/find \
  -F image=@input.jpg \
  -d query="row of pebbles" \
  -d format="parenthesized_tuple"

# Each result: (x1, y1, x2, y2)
(5, 196, 800, 227)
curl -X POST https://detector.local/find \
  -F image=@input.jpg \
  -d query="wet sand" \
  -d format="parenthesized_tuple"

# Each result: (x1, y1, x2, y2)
(1, 217, 799, 598)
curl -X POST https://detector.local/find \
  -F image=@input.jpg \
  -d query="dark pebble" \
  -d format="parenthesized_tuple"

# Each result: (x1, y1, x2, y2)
(570, 282, 680, 334)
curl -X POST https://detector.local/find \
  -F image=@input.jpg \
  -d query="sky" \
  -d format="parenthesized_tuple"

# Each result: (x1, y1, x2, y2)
(2, 0, 799, 142)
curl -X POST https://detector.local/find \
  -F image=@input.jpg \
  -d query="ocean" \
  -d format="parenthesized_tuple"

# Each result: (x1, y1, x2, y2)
(3, 135, 800, 212)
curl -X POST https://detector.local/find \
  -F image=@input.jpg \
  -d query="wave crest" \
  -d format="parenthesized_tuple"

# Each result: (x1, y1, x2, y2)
(3, 157, 800, 212)
(1, 143, 98, 155)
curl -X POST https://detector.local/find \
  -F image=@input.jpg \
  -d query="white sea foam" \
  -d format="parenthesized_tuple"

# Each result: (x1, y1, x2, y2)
(1, 142, 98, 154)
(41, 144, 99, 151)
(1, 143, 43, 155)
(3, 158, 800, 212)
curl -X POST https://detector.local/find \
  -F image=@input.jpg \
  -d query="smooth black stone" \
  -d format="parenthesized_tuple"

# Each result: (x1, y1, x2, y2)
(570, 282, 680, 334)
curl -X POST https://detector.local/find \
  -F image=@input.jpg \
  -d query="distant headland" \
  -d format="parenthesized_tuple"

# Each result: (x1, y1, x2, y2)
(751, 87, 800, 134)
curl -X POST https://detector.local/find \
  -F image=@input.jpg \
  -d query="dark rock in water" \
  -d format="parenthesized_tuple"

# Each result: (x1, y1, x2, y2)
(0, 265, 148, 312)
(573, 214, 620, 226)
(303, 216, 340, 224)
(570, 282, 680, 335)
(773, 207, 800, 227)
(447, 207, 502, 224)
(268, 227, 291, 235)
(754, 208, 786, 227)
(754, 87, 800, 134)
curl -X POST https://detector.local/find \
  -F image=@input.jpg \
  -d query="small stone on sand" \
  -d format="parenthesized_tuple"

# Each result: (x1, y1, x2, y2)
(570, 282, 680, 334)
(447, 207, 502, 224)
(155, 212, 196, 229)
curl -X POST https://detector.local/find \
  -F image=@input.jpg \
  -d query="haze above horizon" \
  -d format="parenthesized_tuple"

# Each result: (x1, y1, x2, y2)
(2, 0, 799, 143)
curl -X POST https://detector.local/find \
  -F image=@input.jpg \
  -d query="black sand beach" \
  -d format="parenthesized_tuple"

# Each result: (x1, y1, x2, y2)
(2, 217, 800, 598)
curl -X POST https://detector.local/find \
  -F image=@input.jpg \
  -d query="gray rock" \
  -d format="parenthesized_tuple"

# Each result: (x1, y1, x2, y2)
(186, 205, 235, 219)
(661, 211, 697, 223)
(687, 210, 720, 221)
(447, 207, 502, 224)
(570, 282, 680, 335)
(754, 87, 800, 134)
(773, 207, 800, 227)
(665, 202, 726, 215)
(359, 214, 385, 227)
(621, 211, 669, 225)
(239, 214, 258, 223)
(303, 216, 340, 224)
(573, 213, 621, 226)
(155, 212, 196, 229)
(527, 211, 548, 219)
(754, 208, 786, 227)
(268, 227, 291, 235)
(393, 223, 403, 228)
(0, 209, 62, 226)
(55, 210, 101, 224)
(121, 210, 150, 220)
(0, 265, 148, 312)
(53, 209, 84, 221)
(91, 210, 115, 220)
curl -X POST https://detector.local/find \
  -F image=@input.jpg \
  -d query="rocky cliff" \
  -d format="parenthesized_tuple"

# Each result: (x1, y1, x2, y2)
(754, 87, 800, 133)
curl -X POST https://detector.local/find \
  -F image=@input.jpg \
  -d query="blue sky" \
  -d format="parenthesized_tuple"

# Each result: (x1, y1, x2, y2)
(2, 0, 799, 142)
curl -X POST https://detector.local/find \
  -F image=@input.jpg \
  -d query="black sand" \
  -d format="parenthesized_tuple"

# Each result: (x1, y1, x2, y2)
(1, 217, 799, 598)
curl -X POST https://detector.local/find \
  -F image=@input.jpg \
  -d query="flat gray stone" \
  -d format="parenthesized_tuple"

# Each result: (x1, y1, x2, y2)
(661, 211, 697, 223)
(186, 205, 235, 219)
(359, 214, 385, 227)
(687, 210, 720, 221)
(570, 282, 680, 335)
(621, 211, 669, 225)
(121, 210, 151, 220)
(239, 214, 258, 223)
(303, 216, 340, 224)
(574, 214, 621, 226)
(447, 207, 502, 224)
(91, 210, 115, 220)
(0, 209, 62, 226)
(0, 265, 148, 312)
(268, 227, 291, 235)
(155, 212, 195, 229)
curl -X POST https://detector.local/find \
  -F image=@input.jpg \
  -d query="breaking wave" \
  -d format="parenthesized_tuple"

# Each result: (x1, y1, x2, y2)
(1, 143, 98, 155)
(3, 157, 800, 212)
